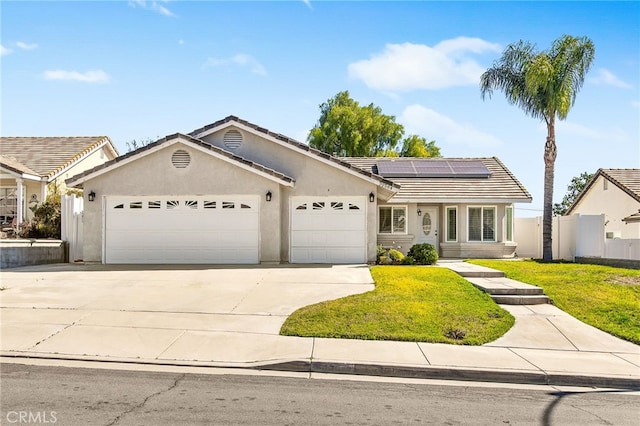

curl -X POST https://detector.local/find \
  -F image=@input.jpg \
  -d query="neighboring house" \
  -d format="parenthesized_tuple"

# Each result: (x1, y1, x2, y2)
(66, 116, 531, 264)
(0, 136, 119, 226)
(566, 168, 640, 239)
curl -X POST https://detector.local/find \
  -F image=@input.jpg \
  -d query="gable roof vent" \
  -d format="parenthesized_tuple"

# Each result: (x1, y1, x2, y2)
(171, 149, 191, 169)
(223, 129, 243, 150)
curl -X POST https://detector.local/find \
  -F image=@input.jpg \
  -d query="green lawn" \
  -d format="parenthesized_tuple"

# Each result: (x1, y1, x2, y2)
(469, 260, 640, 345)
(280, 266, 514, 345)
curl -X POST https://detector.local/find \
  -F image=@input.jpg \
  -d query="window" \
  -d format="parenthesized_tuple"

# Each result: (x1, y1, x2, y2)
(505, 206, 513, 242)
(379, 206, 407, 234)
(468, 207, 496, 242)
(445, 207, 457, 242)
(0, 188, 17, 222)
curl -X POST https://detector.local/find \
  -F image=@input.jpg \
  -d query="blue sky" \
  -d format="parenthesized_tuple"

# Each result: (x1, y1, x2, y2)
(2, 1, 639, 217)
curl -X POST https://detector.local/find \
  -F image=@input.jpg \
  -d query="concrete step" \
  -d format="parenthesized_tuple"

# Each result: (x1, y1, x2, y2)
(466, 277, 544, 296)
(444, 263, 505, 278)
(491, 294, 551, 305)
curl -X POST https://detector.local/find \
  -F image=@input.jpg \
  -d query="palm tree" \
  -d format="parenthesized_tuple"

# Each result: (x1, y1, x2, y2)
(480, 35, 595, 261)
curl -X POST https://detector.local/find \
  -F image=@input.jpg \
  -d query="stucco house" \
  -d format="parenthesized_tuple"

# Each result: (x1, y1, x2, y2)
(567, 168, 640, 239)
(66, 116, 531, 264)
(0, 136, 119, 226)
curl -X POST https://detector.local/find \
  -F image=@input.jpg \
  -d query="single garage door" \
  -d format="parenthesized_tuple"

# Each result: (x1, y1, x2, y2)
(105, 196, 259, 264)
(290, 196, 366, 263)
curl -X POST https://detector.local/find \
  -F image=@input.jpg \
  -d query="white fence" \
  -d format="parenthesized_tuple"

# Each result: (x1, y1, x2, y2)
(61, 195, 83, 262)
(515, 214, 640, 261)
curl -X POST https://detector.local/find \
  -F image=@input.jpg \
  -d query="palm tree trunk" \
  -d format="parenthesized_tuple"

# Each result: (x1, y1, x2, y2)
(542, 118, 557, 261)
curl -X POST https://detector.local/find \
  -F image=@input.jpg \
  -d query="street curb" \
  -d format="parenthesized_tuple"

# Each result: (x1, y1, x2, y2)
(3, 353, 639, 390)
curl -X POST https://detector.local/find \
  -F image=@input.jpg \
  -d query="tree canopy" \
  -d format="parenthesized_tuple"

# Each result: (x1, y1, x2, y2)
(480, 35, 595, 260)
(307, 91, 440, 158)
(553, 172, 593, 216)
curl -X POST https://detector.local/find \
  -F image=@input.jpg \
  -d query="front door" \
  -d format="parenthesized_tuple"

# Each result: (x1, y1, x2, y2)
(417, 206, 438, 250)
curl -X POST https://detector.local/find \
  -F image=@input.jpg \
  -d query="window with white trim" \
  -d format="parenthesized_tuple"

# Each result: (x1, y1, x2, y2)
(468, 206, 496, 242)
(505, 206, 514, 242)
(445, 206, 457, 242)
(379, 206, 407, 234)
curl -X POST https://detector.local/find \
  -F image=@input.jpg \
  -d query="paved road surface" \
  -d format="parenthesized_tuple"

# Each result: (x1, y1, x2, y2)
(1, 363, 638, 425)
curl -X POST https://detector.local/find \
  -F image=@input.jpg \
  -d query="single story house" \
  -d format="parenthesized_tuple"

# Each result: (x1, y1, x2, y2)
(66, 116, 531, 264)
(0, 136, 119, 226)
(567, 168, 640, 239)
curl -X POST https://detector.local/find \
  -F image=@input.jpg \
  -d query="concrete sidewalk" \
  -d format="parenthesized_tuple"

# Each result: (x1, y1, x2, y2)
(1, 262, 638, 389)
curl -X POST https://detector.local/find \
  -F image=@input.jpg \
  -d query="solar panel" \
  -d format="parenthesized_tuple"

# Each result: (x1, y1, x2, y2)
(376, 160, 490, 178)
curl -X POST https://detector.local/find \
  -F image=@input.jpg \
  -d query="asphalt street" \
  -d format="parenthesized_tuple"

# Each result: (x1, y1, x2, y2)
(1, 362, 638, 425)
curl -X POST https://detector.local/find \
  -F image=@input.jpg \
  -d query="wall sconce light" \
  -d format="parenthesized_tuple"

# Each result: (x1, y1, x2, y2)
(417, 209, 422, 216)
(266, 190, 272, 202)
(369, 192, 375, 203)
(88, 191, 96, 202)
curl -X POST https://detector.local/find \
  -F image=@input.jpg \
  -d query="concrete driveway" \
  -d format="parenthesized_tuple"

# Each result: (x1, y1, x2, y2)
(0, 263, 374, 363)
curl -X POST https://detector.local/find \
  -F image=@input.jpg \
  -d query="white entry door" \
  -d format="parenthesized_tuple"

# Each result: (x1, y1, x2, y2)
(290, 196, 367, 263)
(417, 206, 439, 249)
(104, 196, 259, 264)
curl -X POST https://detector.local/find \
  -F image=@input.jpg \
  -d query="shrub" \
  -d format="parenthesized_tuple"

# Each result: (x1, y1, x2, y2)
(408, 243, 439, 265)
(401, 255, 416, 265)
(388, 249, 404, 264)
(376, 244, 386, 264)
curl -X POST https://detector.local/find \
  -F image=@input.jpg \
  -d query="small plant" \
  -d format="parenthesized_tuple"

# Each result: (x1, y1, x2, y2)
(388, 249, 405, 265)
(407, 243, 439, 265)
(444, 327, 467, 340)
(376, 244, 387, 264)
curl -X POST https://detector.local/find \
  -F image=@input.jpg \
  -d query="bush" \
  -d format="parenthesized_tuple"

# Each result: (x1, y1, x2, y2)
(376, 244, 386, 264)
(388, 249, 404, 265)
(408, 243, 439, 265)
(401, 256, 416, 265)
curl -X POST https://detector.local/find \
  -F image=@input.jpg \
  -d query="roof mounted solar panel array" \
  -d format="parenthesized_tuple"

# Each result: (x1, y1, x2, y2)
(376, 160, 491, 178)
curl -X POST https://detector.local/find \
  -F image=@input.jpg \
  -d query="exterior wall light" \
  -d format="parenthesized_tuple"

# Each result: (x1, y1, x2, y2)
(417, 209, 422, 216)
(266, 191, 272, 202)
(369, 192, 375, 203)
(88, 191, 96, 202)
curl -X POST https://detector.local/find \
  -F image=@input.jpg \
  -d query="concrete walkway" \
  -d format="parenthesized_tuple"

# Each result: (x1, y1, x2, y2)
(1, 262, 638, 389)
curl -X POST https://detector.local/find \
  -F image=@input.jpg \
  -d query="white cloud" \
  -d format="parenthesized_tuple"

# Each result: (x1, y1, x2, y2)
(128, 1, 175, 17)
(348, 37, 501, 92)
(204, 53, 267, 76)
(44, 69, 111, 83)
(302, 0, 312, 9)
(400, 104, 502, 149)
(16, 41, 38, 50)
(589, 68, 632, 89)
(0, 45, 12, 56)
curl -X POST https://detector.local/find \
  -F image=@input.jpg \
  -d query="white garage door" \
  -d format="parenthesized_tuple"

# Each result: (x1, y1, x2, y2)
(105, 196, 259, 264)
(290, 196, 367, 263)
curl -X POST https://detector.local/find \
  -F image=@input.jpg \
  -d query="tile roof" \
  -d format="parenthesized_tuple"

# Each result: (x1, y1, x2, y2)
(189, 115, 399, 191)
(568, 168, 640, 214)
(0, 136, 115, 178)
(341, 157, 532, 203)
(66, 133, 296, 187)
(0, 154, 40, 177)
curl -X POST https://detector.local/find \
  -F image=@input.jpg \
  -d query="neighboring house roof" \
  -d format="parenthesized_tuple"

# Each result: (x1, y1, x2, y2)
(0, 136, 119, 180)
(341, 157, 532, 203)
(623, 210, 640, 224)
(567, 168, 640, 215)
(189, 115, 400, 192)
(66, 133, 296, 188)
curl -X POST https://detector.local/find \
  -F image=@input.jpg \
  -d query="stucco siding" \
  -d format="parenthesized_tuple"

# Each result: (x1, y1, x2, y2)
(81, 142, 281, 263)
(571, 175, 640, 239)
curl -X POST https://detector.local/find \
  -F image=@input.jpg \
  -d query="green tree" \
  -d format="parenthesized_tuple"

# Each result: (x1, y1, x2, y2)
(480, 35, 595, 261)
(307, 91, 404, 157)
(553, 171, 593, 216)
(400, 135, 441, 158)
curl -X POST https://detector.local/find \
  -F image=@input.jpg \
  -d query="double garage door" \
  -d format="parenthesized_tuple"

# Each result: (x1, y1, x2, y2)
(104, 195, 367, 264)
(105, 196, 259, 264)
